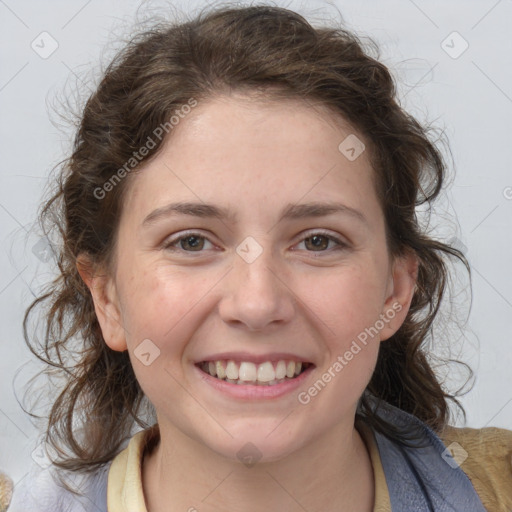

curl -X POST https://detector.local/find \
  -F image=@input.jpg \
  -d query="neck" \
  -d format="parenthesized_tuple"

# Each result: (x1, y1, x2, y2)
(142, 418, 374, 512)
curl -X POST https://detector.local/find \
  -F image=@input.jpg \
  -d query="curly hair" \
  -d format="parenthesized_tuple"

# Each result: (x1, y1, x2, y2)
(24, 3, 470, 472)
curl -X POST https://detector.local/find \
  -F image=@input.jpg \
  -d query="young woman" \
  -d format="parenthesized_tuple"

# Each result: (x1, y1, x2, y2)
(10, 4, 512, 511)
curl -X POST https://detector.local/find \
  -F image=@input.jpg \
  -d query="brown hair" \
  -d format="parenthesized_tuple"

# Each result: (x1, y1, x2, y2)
(24, 3, 470, 472)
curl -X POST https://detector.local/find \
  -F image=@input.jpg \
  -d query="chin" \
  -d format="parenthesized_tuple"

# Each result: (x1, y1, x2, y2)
(198, 419, 312, 465)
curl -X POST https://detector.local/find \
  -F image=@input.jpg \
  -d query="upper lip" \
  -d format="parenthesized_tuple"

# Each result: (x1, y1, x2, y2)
(195, 351, 315, 365)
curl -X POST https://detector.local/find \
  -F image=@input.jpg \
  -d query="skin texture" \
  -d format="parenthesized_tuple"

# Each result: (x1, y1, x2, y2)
(81, 93, 417, 511)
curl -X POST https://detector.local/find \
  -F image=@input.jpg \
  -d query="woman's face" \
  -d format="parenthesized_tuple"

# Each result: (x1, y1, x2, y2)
(90, 94, 415, 462)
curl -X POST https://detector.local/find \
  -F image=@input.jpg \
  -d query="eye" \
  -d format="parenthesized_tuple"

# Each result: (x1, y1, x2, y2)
(164, 232, 215, 252)
(295, 231, 347, 252)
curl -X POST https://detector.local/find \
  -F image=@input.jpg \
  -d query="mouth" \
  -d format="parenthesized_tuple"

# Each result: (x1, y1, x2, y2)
(196, 359, 314, 386)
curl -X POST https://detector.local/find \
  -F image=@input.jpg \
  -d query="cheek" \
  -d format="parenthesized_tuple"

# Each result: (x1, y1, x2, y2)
(116, 265, 215, 405)
(301, 263, 388, 342)
(294, 268, 384, 419)
(117, 263, 206, 348)
(117, 259, 232, 371)
(296, 263, 386, 391)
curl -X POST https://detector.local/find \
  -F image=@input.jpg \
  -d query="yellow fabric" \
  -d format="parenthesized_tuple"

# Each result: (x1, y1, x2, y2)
(107, 424, 512, 512)
(357, 423, 392, 512)
(107, 430, 148, 512)
(440, 425, 512, 512)
(0, 471, 13, 512)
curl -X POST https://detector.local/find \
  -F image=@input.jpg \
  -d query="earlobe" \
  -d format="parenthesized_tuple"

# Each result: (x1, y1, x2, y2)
(76, 255, 127, 352)
(380, 251, 418, 341)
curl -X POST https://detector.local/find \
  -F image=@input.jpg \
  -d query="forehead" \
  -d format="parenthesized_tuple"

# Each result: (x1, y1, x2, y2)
(178, 92, 357, 148)
(122, 93, 380, 224)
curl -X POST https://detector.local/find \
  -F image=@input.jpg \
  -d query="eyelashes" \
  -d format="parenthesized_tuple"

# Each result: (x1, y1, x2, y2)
(295, 232, 346, 252)
(165, 233, 214, 252)
(163, 230, 349, 255)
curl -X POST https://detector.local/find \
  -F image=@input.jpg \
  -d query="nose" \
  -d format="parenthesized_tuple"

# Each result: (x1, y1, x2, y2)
(218, 247, 295, 332)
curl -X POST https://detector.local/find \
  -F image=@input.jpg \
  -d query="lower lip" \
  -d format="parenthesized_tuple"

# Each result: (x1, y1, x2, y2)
(194, 364, 315, 400)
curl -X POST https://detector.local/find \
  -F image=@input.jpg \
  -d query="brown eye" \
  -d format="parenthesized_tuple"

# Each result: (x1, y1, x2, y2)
(294, 231, 347, 254)
(164, 232, 214, 253)
(304, 235, 330, 251)
(179, 235, 205, 251)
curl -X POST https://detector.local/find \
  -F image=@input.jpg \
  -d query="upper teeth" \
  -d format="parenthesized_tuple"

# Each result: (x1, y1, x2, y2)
(202, 360, 305, 384)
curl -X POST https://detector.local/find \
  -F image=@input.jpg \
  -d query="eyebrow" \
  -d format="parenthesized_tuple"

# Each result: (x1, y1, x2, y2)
(142, 201, 367, 226)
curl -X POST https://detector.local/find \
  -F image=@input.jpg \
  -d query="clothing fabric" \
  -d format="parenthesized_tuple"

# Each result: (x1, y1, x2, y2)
(9, 402, 512, 511)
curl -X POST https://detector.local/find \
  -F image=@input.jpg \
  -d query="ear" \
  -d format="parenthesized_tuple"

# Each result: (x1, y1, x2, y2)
(76, 255, 127, 352)
(379, 250, 418, 341)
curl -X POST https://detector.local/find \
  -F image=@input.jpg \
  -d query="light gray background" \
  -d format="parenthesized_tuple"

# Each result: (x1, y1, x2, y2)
(1, 0, 511, 488)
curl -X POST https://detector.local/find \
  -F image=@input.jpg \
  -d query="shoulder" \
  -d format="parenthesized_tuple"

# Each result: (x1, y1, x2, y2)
(367, 399, 505, 510)
(440, 425, 512, 512)
(108, 427, 158, 511)
(8, 461, 109, 512)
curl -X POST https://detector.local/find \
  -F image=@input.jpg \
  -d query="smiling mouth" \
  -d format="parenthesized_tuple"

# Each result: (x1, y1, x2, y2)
(197, 359, 313, 386)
